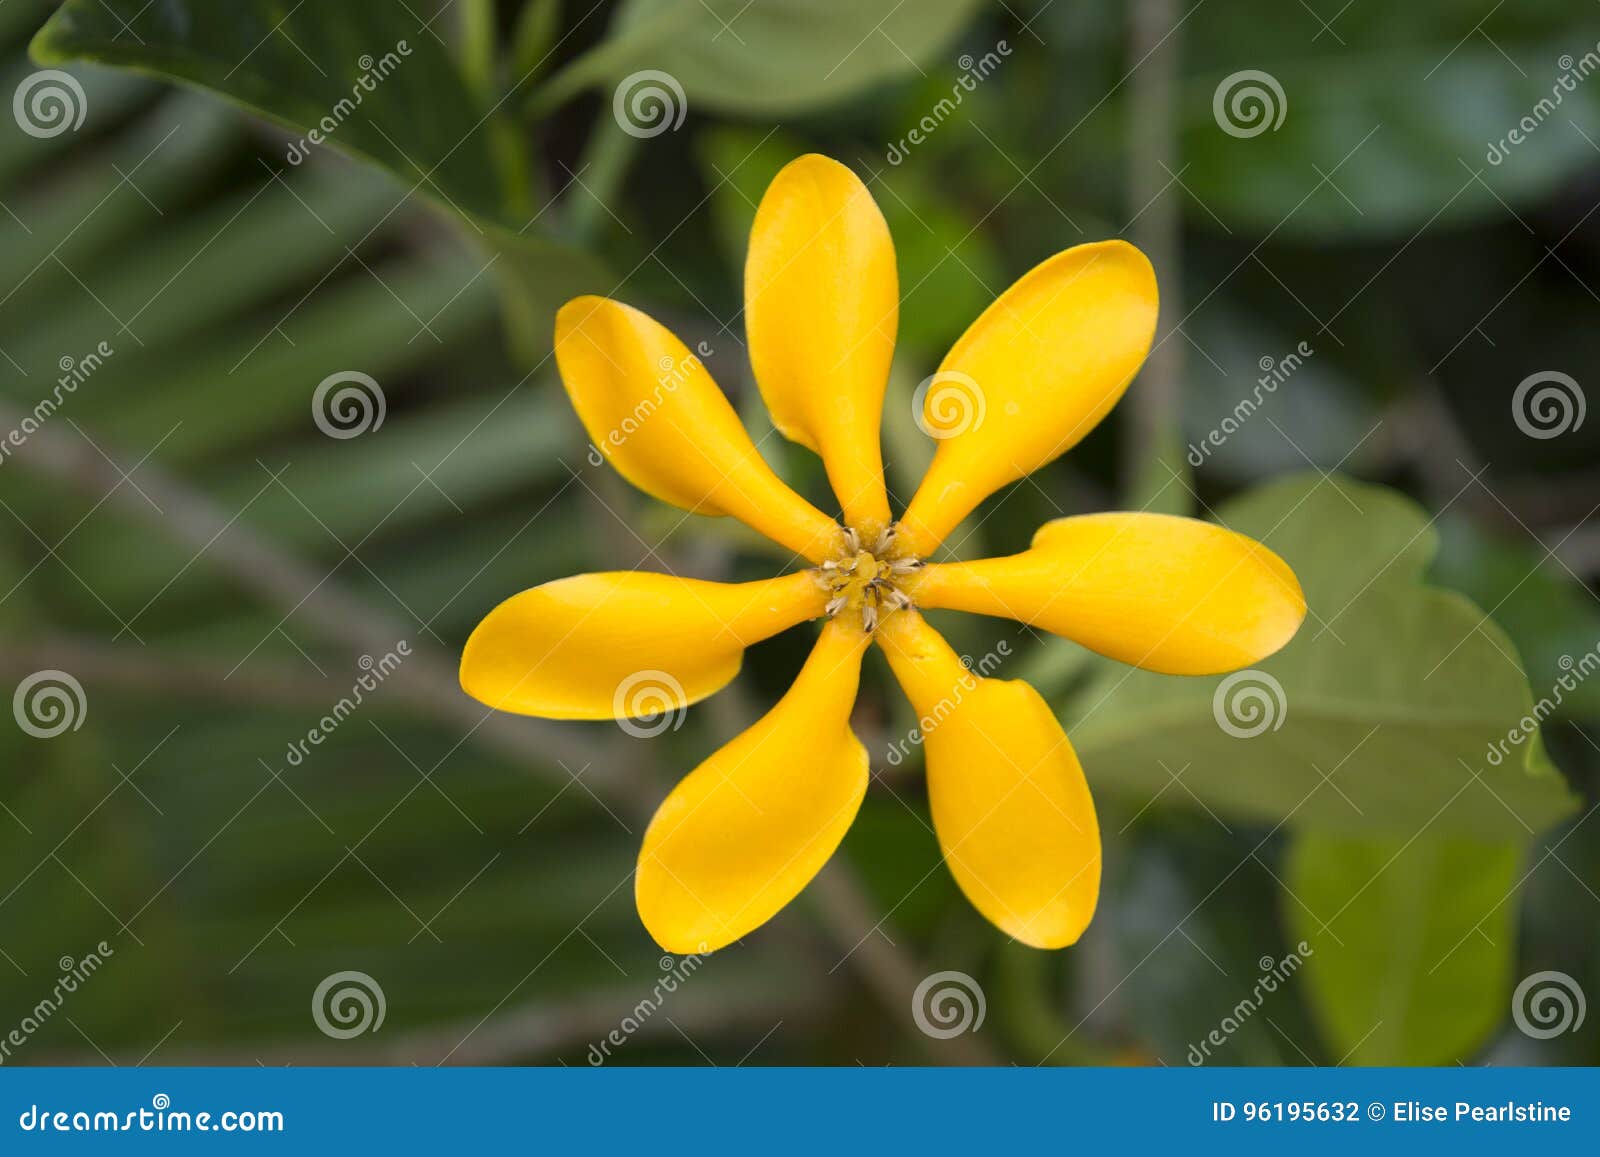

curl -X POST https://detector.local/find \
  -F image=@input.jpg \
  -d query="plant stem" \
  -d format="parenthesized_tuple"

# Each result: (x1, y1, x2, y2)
(1124, 0, 1188, 512)
(0, 399, 997, 1064)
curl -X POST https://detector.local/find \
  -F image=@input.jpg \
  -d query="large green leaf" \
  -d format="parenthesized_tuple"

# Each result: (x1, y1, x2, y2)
(31, 0, 609, 355)
(1433, 518, 1600, 720)
(1066, 473, 1579, 839)
(1181, 0, 1600, 237)
(538, 0, 986, 117)
(1115, 817, 1322, 1066)
(32, 2, 504, 217)
(1287, 832, 1522, 1064)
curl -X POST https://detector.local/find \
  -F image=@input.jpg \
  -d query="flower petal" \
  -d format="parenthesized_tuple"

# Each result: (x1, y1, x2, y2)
(460, 571, 826, 719)
(556, 296, 841, 561)
(636, 619, 870, 952)
(910, 512, 1306, 675)
(877, 612, 1099, 948)
(898, 241, 1158, 555)
(746, 154, 897, 536)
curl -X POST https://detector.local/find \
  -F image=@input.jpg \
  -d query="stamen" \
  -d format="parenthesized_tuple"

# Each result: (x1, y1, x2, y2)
(817, 528, 920, 628)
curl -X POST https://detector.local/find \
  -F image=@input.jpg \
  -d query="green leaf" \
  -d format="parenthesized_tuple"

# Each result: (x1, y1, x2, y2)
(32, 4, 504, 217)
(1067, 473, 1579, 839)
(1181, 1, 1600, 237)
(1433, 518, 1600, 720)
(31, 0, 609, 357)
(1116, 817, 1322, 1066)
(1287, 832, 1522, 1064)
(538, 0, 986, 117)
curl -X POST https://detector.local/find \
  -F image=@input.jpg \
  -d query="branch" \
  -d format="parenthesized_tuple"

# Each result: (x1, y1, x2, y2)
(39, 971, 826, 1066)
(1123, 0, 1186, 503)
(1, 400, 1002, 1064)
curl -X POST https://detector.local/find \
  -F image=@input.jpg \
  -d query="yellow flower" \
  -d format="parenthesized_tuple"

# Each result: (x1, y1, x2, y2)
(460, 154, 1306, 953)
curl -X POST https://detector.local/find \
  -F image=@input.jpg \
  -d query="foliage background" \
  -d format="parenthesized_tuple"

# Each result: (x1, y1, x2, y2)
(0, 0, 1597, 1066)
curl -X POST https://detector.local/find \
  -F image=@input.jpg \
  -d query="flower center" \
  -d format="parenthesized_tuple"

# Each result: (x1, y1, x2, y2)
(818, 524, 921, 632)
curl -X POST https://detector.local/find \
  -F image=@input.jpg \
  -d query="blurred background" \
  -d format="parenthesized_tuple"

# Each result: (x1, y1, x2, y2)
(1, 0, 1597, 1067)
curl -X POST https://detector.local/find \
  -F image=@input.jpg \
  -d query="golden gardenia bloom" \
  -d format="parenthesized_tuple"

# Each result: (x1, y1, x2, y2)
(460, 154, 1306, 953)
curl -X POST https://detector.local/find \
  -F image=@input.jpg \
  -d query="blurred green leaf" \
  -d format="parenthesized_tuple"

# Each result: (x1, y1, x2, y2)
(1067, 473, 1579, 838)
(1181, 0, 1600, 237)
(1181, 310, 1378, 482)
(1287, 832, 1521, 1064)
(32, 3, 504, 217)
(31, 0, 609, 358)
(1115, 817, 1320, 1065)
(1433, 518, 1600, 719)
(538, 0, 986, 117)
